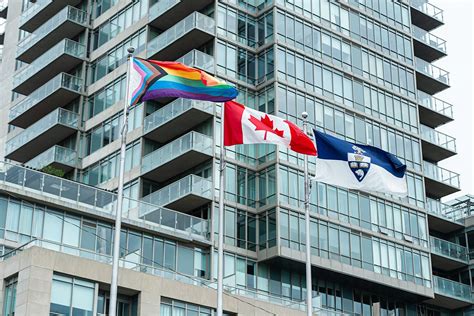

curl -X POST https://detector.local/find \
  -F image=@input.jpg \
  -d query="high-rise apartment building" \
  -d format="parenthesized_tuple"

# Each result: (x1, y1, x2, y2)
(0, 0, 472, 315)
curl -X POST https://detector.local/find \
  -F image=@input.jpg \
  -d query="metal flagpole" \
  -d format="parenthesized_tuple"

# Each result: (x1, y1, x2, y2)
(302, 111, 313, 316)
(217, 103, 226, 316)
(109, 46, 135, 316)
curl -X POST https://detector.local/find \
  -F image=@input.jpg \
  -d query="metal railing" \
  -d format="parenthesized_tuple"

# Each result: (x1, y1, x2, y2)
(1, 238, 352, 315)
(149, 0, 180, 21)
(141, 174, 212, 211)
(175, 49, 215, 73)
(410, 0, 444, 23)
(423, 161, 460, 189)
(426, 198, 464, 223)
(9, 73, 82, 122)
(433, 276, 472, 302)
(147, 11, 215, 56)
(430, 236, 468, 262)
(417, 90, 453, 119)
(26, 145, 77, 170)
(415, 57, 449, 85)
(20, 0, 52, 26)
(0, 161, 210, 239)
(14, 39, 85, 87)
(5, 108, 79, 156)
(17, 6, 87, 56)
(412, 25, 446, 53)
(0, 238, 207, 286)
(144, 98, 213, 135)
(142, 131, 213, 174)
(420, 125, 456, 152)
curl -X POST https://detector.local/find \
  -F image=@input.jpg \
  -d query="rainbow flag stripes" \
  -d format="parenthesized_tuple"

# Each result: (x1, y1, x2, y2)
(127, 57, 238, 107)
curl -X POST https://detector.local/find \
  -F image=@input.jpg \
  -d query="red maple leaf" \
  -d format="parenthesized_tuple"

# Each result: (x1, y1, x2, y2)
(248, 114, 284, 140)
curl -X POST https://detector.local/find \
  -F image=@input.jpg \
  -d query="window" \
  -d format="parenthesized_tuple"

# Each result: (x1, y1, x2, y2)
(3, 276, 17, 316)
(160, 297, 230, 316)
(92, 0, 148, 50)
(50, 274, 94, 316)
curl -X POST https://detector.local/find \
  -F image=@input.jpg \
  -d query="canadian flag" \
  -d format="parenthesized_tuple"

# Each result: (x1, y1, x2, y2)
(223, 101, 317, 156)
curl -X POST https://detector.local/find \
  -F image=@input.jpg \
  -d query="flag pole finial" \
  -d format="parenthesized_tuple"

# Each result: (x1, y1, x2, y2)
(302, 111, 308, 119)
(127, 46, 135, 55)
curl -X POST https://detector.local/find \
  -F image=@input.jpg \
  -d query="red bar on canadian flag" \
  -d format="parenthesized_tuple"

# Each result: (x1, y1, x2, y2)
(223, 101, 317, 156)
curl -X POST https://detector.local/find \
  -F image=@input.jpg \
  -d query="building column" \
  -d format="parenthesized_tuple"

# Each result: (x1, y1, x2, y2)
(14, 266, 53, 316)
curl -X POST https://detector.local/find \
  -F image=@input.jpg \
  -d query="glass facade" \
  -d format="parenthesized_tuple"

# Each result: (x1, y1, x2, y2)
(1, 0, 467, 314)
(0, 194, 209, 279)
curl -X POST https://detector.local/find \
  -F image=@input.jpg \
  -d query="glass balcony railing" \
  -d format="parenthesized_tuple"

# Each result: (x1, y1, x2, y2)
(5, 108, 79, 156)
(3, 238, 334, 315)
(423, 161, 460, 189)
(426, 198, 465, 222)
(26, 145, 77, 170)
(0, 161, 209, 239)
(420, 125, 456, 152)
(20, 0, 52, 26)
(9, 73, 82, 122)
(175, 49, 214, 73)
(147, 11, 215, 55)
(142, 131, 213, 174)
(2, 238, 206, 282)
(412, 25, 446, 53)
(433, 276, 472, 302)
(417, 90, 453, 119)
(445, 196, 474, 222)
(410, 0, 444, 23)
(13, 39, 85, 87)
(415, 57, 449, 85)
(141, 175, 212, 211)
(149, 0, 180, 21)
(17, 6, 87, 57)
(144, 99, 213, 135)
(430, 236, 468, 262)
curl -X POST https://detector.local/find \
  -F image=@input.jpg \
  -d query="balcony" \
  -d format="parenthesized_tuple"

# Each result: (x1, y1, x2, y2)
(412, 25, 446, 62)
(175, 49, 215, 73)
(16, 6, 87, 63)
(5, 108, 79, 163)
(147, 11, 215, 61)
(141, 131, 213, 182)
(9, 73, 82, 128)
(13, 39, 85, 95)
(415, 57, 449, 95)
(144, 99, 213, 144)
(148, 0, 214, 31)
(417, 90, 453, 128)
(426, 198, 464, 234)
(420, 125, 456, 162)
(426, 276, 473, 309)
(142, 175, 212, 215)
(25, 145, 77, 173)
(430, 236, 468, 270)
(424, 161, 460, 199)
(19, 0, 82, 33)
(410, 0, 443, 31)
(0, 161, 209, 241)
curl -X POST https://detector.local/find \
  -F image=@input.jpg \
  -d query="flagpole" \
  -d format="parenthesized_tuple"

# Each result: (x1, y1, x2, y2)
(109, 46, 135, 316)
(302, 111, 313, 316)
(217, 103, 226, 316)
